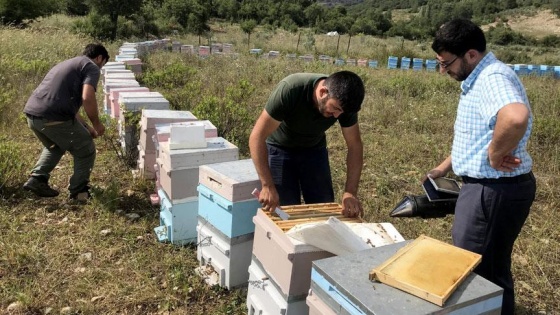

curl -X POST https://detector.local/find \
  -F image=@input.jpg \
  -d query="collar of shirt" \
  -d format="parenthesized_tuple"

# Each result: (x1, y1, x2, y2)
(460, 52, 497, 94)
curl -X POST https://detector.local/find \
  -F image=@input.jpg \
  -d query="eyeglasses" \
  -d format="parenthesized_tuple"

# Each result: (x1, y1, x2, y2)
(437, 56, 459, 69)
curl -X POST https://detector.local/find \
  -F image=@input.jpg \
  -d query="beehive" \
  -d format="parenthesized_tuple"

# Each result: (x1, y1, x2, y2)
(252, 205, 362, 298)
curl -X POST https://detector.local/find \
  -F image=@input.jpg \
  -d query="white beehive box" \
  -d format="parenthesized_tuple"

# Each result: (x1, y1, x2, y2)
(119, 97, 169, 112)
(154, 120, 217, 143)
(246, 257, 309, 315)
(195, 217, 254, 289)
(118, 91, 165, 103)
(169, 121, 207, 149)
(103, 78, 140, 93)
(101, 62, 126, 75)
(104, 72, 135, 81)
(141, 110, 198, 129)
(159, 137, 238, 171)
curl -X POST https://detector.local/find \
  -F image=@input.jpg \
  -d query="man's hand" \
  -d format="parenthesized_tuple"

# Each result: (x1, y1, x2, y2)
(258, 186, 280, 213)
(93, 122, 105, 137)
(341, 192, 362, 218)
(422, 168, 447, 183)
(490, 154, 521, 172)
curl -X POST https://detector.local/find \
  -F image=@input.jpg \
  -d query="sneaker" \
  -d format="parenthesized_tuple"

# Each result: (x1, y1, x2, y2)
(23, 177, 59, 197)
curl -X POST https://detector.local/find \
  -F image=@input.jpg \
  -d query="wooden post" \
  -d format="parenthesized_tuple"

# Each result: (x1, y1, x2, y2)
(336, 34, 341, 57)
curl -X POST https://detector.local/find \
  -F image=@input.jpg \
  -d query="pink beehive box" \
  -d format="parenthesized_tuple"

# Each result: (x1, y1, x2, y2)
(307, 290, 336, 315)
(358, 58, 368, 67)
(198, 159, 260, 202)
(137, 145, 157, 179)
(198, 45, 210, 56)
(252, 206, 362, 297)
(109, 87, 150, 118)
(156, 158, 199, 201)
(123, 58, 142, 66)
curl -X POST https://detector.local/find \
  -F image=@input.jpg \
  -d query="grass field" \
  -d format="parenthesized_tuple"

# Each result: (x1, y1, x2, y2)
(0, 12, 559, 315)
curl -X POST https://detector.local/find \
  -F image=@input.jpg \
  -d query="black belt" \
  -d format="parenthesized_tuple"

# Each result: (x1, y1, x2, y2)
(462, 172, 534, 184)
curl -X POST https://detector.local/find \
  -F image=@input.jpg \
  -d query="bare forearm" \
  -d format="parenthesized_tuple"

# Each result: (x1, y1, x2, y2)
(344, 144, 363, 196)
(426, 155, 452, 180)
(488, 103, 529, 168)
(82, 97, 101, 126)
(249, 135, 274, 189)
(436, 156, 453, 174)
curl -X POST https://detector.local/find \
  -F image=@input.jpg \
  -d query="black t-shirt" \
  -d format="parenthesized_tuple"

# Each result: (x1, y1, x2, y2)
(24, 56, 100, 121)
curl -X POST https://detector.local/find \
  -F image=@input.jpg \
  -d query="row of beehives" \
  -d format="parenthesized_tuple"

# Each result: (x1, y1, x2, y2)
(100, 41, 505, 315)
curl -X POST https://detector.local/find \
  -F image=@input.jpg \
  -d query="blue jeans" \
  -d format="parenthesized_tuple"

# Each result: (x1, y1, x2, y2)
(27, 116, 96, 195)
(267, 144, 334, 206)
(452, 173, 536, 315)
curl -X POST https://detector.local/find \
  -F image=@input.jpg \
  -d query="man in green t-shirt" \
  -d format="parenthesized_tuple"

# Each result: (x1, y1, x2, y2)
(249, 71, 365, 217)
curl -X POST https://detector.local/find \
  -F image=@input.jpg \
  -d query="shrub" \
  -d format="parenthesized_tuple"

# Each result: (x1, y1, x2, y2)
(71, 11, 113, 40)
(0, 138, 27, 196)
(191, 79, 256, 156)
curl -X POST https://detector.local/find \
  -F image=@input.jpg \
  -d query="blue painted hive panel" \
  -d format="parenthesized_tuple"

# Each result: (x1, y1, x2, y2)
(197, 184, 260, 238)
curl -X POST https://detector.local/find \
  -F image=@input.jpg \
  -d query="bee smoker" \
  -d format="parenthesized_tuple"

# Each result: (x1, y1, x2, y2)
(389, 195, 456, 219)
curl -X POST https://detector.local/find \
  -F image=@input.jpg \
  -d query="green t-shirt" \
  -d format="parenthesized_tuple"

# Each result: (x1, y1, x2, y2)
(265, 73, 358, 149)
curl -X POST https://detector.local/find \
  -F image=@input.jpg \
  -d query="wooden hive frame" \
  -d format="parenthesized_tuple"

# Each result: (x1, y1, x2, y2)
(369, 235, 482, 306)
(261, 203, 362, 231)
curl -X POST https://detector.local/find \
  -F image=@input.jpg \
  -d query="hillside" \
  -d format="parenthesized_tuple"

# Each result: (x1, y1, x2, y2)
(483, 9, 560, 39)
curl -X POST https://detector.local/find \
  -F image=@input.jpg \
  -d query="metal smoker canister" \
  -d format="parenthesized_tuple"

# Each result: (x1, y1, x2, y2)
(390, 195, 456, 218)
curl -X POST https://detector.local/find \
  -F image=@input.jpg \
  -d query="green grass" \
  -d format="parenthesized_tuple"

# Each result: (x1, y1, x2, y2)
(1, 15, 559, 314)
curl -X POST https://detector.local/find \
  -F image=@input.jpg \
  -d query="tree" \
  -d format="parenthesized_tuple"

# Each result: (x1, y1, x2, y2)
(86, 0, 144, 40)
(240, 19, 257, 49)
(0, 0, 62, 25)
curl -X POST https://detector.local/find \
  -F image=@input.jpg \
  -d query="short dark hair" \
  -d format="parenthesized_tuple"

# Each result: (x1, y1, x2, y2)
(431, 19, 486, 56)
(324, 70, 365, 113)
(83, 43, 110, 63)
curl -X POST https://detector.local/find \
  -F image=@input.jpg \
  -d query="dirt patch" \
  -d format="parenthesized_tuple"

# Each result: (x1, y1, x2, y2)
(483, 9, 560, 38)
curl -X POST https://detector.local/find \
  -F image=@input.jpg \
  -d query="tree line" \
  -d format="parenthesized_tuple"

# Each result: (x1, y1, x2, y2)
(1, 0, 560, 47)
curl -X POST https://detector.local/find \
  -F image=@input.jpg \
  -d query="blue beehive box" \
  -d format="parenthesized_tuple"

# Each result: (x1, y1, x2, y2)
(197, 184, 261, 238)
(154, 189, 198, 245)
(425, 59, 438, 71)
(400, 57, 411, 70)
(311, 241, 503, 315)
(412, 58, 423, 71)
(387, 56, 398, 69)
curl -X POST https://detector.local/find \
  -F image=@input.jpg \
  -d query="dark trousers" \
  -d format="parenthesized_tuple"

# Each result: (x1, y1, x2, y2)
(27, 116, 95, 195)
(267, 144, 334, 206)
(452, 173, 536, 315)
